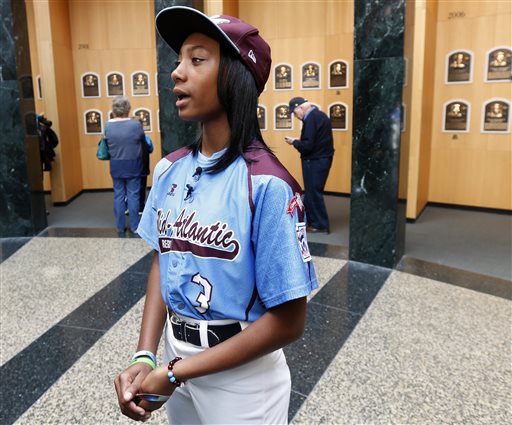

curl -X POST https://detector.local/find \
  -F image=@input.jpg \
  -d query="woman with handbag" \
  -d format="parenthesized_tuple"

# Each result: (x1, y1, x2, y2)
(106, 96, 146, 234)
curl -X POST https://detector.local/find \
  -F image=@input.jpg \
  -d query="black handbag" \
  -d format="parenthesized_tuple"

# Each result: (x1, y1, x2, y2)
(96, 128, 109, 160)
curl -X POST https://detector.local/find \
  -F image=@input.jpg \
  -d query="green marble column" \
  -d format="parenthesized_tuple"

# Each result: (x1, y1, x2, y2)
(0, 0, 47, 237)
(154, 0, 202, 155)
(349, 0, 406, 268)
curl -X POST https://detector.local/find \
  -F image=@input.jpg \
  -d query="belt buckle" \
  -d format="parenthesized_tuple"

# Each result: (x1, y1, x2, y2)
(183, 321, 199, 344)
(171, 313, 199, 344)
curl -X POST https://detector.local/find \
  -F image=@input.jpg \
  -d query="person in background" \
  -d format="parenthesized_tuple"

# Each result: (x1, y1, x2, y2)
(36, 114, 59, 172)
(285, 97, 334, 234)
(106, 96, 145, 234)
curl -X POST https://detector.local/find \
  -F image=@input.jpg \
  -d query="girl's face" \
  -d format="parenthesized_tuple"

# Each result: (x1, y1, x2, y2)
(171, 33, 224, 123)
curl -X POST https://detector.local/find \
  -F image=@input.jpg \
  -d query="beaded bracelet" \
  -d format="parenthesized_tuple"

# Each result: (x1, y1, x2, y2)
(131, 350, 157, 365)
(167, 356, 184, 387)
(130, 356, 156, 370)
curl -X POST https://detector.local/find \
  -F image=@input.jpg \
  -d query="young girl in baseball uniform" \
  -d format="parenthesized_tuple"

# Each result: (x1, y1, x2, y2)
(114, 6, 317, 424)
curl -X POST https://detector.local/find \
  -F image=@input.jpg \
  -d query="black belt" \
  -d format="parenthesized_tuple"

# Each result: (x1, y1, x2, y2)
(168, 308, 242, 348)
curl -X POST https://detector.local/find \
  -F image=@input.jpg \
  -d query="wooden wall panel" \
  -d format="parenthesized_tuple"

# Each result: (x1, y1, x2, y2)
(68, 0, 160, 190)
(429, 1, 511, 210)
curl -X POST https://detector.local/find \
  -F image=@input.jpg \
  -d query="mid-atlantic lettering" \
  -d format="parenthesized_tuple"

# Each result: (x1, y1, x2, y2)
(157, 208, 240, 260)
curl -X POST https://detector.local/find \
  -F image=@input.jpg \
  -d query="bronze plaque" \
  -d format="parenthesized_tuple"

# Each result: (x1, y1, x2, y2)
(107, 73, 124, 96)
(132, 72, 149, 96)
(275, 105, 292, 130)
(329, 61, 347, 88)
(329, 103, 346, 130)
(82, 73, 99, 97)
(85, 110, 102, 134)
(274, 64, 292, 90)
(302, 63, 320, 89)
(483, 101, 509, 132)
(447, 51, 471, 83)
(257, 105, 266, 130)
(134, 109, 151, 132)
(444, 102, 469, 131)
(486, 48, 512, 82)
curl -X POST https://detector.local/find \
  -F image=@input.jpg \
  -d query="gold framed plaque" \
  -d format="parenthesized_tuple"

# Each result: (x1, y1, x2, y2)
(443, 101, 470, 132)
(132, 71, 150, 96)
(482, 100, 510, 133)
(134, 108, 152, 132)
(84, 110, 102, 134)
(328, 60, 348, 89)
(446, 50, 473, 84)
(301, 62, 320, 89)
(274, 104, 292, 130)
(81, 72, 100, 97)
(274, 64, 292, 90)
(485, 47, 511, 82)
(106, 72, 124, 97)
(257, 105, 267, 131)
(329, 103, 348, 131)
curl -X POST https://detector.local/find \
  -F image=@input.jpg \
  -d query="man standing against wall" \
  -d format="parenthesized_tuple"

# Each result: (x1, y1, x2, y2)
(285, 97, 334, 234)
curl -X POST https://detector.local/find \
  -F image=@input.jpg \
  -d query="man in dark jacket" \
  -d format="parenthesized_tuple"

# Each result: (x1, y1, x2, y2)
(285, 97, 334, 234)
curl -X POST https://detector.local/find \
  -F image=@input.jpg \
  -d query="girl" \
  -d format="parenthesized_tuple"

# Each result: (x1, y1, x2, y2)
(114, 6, 317, 424)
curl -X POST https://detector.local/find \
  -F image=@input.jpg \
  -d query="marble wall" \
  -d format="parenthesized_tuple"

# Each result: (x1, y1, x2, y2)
(349, 0, 406, 268)
(154, 0, 201, 155)
(0, 0, 47, 237)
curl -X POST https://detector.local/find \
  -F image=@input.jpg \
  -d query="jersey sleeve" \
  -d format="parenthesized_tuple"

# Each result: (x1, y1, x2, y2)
(251, 176, 318, 309)
(137, 158, 170, 250)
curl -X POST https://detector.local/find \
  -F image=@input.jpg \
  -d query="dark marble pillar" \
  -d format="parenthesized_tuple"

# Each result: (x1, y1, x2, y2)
(154, 0, 203, 155)
(349, 0, 406, 268)
(0, 0, 47, 237)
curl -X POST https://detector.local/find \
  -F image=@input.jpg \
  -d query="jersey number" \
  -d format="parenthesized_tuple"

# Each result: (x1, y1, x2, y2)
(191, 273, 212, 314)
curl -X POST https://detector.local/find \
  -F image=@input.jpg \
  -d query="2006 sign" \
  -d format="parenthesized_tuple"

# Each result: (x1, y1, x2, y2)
(448, 11, 465, 19)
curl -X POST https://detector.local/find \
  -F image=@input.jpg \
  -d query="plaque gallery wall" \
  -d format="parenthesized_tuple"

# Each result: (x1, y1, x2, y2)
(79, 71, 157, 135)
(441, 46, 511, 133)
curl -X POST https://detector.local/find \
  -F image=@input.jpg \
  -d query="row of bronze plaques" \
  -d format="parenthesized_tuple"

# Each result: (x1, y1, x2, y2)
(81, 100, 509, 135)
(81, 104, 350, 135)
(76, 60, 350, 99)
(84, 109, 153, 134)
(443, 100, 510, 133)
(80, 71, 152, 98)
(272, 61, 349, 90)
(445, 48, 511, 83)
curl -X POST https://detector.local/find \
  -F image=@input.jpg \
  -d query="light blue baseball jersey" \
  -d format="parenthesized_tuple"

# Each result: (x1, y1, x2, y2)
(137, 142, 317, 322)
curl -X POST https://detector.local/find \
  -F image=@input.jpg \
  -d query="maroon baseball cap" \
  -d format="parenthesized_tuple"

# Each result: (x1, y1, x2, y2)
(155, 6, 271, 94)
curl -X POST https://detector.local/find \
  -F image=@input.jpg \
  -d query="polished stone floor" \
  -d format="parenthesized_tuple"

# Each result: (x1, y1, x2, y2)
(0, 193, 511, 425)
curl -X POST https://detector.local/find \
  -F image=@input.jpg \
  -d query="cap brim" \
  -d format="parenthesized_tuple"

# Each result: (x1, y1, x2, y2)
(155, 6, 239, 56)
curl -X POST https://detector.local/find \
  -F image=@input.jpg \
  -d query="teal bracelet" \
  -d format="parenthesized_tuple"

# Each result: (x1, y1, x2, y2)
(130, 356, 156, 369)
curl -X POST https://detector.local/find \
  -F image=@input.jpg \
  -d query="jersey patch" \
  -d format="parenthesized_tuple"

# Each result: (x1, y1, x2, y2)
(287, 192, 304, 216)
(296, 222, 312, 262)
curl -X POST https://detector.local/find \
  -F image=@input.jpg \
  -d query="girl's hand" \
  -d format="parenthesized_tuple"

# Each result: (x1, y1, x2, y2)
(114, 363, 153, 421)
(136, 366, 176, 412)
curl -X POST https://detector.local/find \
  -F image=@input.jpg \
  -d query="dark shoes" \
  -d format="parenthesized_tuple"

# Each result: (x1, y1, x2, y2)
(306, 226, 329, 234)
